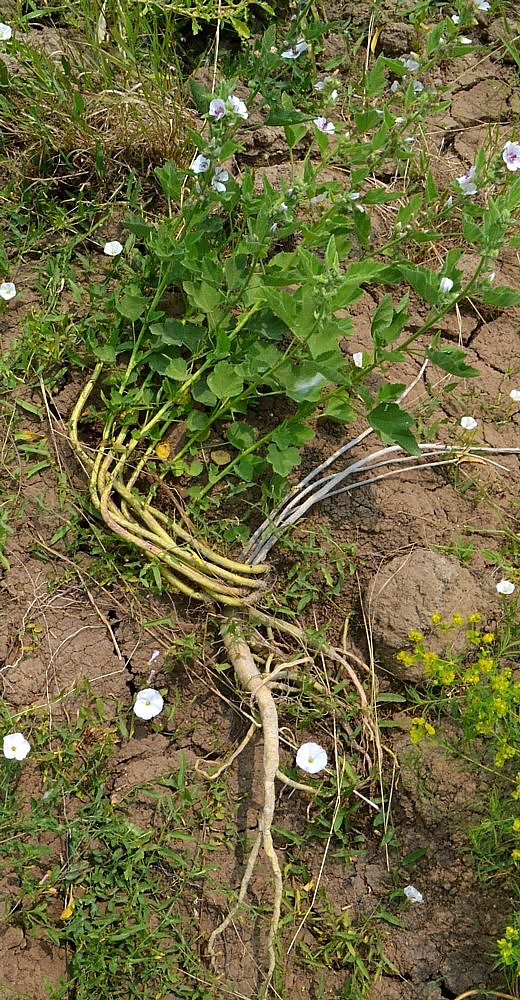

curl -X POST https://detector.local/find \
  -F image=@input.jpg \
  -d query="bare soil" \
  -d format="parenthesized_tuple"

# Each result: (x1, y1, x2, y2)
(1, 5, 519, 1000)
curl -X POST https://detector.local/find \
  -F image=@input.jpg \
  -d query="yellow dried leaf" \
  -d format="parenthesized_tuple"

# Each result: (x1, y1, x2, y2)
(59, 890, 75, 920)
(155, 442, 171, 461)
(370, 26, 382, 54)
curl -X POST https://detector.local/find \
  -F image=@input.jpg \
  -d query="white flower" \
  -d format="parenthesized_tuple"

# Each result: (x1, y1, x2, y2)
(227, 94, 248, 119)
(488, 271, 496, 282)
(403, 885, 424, 904)
(439, 276, 454, 294)
(191, 154, 210, 174)
(394, 117, 405, 125)
(313, 117, 335, 135)
(390, 80, 400, 93)
(314, 78, 329, 91)
(0, 21, 12, 40)
(509, 389, 520, 402)
(404, 137, 416, 144)
(502, 140, 520, 172)
(209, 98, 226, 119)
(0, 281, 16, 300)
(281, 39, 309, 59)
(309, 192, 327, 205)
(496, 579, 515, 596)
(211, 166, 229, 192)
(400, 55, 420, 72)
(460, 416, 478, 430)
(296, 742, 328, 774)
(475, 0, 490, 9)
(446, 196, 453, 208)
(133, 688, 164, 720)
(459, 36, 473, 44)
(330, 89, 339, 101)
(3, 733, 31, 760)
(413, 80, 424, 94)
(103, 240, 123, 257)
(457, 164, 477, 195)
(353, 352, 364, 368)
(148, 649, 160, 664)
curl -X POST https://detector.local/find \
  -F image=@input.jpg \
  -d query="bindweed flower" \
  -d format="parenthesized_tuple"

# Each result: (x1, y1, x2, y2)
(0, 21, 12, 40)
(148, 649, 160, 664)
(191, 154, 210, 174)
(0, 281, 16, 300)
(439, 276, 454, 294)
(309, 192, 327, 205)
(509, 389, 520, 402)
(3, 732, 31, 760)
(404, 885, 424, 904)
(460, 416, 478, 431)
(227, 94, 248, 119)
(496, 579, 515, 596)
(413, 80, 424, 94)
(503, 141, 520, 172)
(314, 77, 330, 91)
(451, 14, 460, 23)
(296, 742, 328, 774)
(353, 352, 364, 368)
(313, 117, 335, 135)
(457, 165, 477, 195)
(209, 98, 226, 119)
(103, 240, 123, 257)
(475, 0, 490, 9)
(133, 688, 164, 720)
(211, 166, 229, 192)
(281, 38, 309, 59)
(459, 36, 473, 44)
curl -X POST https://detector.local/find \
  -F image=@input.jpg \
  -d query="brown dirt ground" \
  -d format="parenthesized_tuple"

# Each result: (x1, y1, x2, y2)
(1, 4, 519, 1000)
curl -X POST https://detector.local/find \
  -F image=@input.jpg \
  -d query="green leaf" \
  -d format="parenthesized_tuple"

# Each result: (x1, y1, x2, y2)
(398, 264, 439, 305)
(363, 54, 386, 97)
(478, 284, 520, 307)
(266, 444, 301, 477)
(322, 394, 356, 423)
(368, 402, 420, 455)
(206, 361, 244, 399)
(115, 287, 147, 321)
(235, 454, 266, 482)
(426, 346, 479, 378)
(226, 422, 256, 450)
(279, 363, 329, 402)
(164, 357, 188, 380)
(190, 379, 217, 406)
(265, 109, 312, 126)
(150, 319, 202, 350)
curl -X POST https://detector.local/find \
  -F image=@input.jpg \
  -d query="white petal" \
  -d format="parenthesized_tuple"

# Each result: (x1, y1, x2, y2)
(509, 389, 520, 402)
(496, 579, 515, 596)
(103, 240, 123, 257)
(0, 281, 16, 300)
(133, 688, 164, 720)
(296, 742, 328, 774)
(460, 416, 477, 430)
(0, 22, 12, 40)
(3, 732, 31, 760)
(403, 885, 424, 904)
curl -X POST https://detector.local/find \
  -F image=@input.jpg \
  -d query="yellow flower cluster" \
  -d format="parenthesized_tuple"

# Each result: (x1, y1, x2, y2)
(497, 924, 519, 966)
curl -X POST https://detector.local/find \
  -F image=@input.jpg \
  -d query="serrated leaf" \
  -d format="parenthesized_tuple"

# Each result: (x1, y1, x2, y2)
(479, 284, 520, 307)
(426, 346, 479, 378)
(368, 402, 420, 455)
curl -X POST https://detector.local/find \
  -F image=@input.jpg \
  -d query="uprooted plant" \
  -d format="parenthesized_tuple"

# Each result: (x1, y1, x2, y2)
(65, 24, 520, 995)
